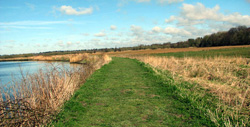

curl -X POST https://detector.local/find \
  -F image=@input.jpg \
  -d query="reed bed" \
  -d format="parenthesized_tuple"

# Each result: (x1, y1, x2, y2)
(69, 53, 89, 63)
(0, 54, 111, 126)
(129, 55, 250, 126)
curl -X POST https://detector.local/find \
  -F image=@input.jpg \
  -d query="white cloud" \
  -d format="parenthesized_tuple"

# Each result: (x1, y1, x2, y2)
(181, 3, 220, 20)
(127, 25, 175, 45)
(94, 32, 106, 37)
(164, 27, 191, 36)
(165, 16, 204, 26)
(165, 16, 176, 23)
(110, 25, 117, 30)
(222, 13, 250, 26)
(59, 5, 93, 15)
(180, 3, 250, 26)
(158, 0, 183, 4)
(164, 2, 250, 29)
(130, 25, 144, 37)
(67, 41, 73, 47)
(207, 22, 234, 31)
(152, 26, 162, 33)
(183, 26, 216, 37)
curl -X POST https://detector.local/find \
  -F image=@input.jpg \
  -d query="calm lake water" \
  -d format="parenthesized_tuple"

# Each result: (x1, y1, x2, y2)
(0, 61, 78, 87)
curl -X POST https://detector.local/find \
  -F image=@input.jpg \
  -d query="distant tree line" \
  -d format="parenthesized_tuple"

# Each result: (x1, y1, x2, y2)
(0, 26, 249, 59)
(166, 25, 250, 48)
(199, 26, 250, 47)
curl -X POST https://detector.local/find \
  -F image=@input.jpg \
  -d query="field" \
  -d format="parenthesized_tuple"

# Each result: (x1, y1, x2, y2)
(1, 45, 250, 126)
(105, 45, 250, 56)
(154, 47, 250, 58)
(125, 46, 250, 126)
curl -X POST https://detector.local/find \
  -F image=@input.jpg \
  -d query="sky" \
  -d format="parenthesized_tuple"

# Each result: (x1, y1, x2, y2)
(0, 0, 250, 55)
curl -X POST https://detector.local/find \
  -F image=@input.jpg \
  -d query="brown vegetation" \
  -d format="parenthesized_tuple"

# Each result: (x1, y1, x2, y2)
(69, 53, 89, 63)
(129, 55, 250, 126)
(0, 53, 111, 126)
(131, 56, 250, 104)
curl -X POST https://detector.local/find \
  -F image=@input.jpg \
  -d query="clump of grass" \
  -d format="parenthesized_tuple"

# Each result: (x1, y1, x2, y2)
(129, 55, 250, 126)
(69, 53, 89, 63)
(69, 53, 111, 67)
(0, 54, 112, 126)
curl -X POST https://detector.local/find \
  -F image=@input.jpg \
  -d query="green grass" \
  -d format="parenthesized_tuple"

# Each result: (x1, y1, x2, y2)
(154, 47, 250, 58)
(51, 57, 217, 127)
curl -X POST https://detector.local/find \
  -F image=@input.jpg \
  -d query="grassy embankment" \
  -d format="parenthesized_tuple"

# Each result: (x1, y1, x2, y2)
(51, 57, 218, 126)
(127, 47, 250, 126)
(0, 54, 111, 126)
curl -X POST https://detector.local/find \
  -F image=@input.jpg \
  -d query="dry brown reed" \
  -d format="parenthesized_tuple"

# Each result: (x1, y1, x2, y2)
(131, 56, 250, 105)
(33, 55, 70, 61)
(0, 54, 111, 126)
(69, 53, 89, 63)
(128, 55, 250, 126)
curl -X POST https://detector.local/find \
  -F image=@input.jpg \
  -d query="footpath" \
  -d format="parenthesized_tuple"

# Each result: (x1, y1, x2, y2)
(51, 57, 212, 127)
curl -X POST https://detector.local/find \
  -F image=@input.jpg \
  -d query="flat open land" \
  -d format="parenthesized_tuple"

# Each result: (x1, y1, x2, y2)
(105, 45, 250, 56)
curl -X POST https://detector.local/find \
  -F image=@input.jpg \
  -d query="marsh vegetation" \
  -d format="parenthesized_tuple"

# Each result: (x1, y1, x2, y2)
(0, 54, 111, 126)
(126, 48, 250, 126)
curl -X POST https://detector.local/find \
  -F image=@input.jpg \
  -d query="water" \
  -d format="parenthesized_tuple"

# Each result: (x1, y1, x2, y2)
(0, 61, 78, 87)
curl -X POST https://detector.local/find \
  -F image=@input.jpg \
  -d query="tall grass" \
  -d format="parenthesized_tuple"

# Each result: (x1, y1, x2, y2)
(0, 53, 111, 126)
(129, 55, 250, 126)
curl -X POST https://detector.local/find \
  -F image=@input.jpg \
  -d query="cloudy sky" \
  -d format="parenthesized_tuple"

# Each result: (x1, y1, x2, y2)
(0, 0, 250, 55)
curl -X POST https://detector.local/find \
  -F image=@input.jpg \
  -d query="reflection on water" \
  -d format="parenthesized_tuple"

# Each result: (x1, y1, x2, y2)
(0, 61, 80, 87)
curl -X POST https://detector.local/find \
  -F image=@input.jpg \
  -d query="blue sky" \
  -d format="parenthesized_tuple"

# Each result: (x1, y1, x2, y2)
(0, 0, 250, 55)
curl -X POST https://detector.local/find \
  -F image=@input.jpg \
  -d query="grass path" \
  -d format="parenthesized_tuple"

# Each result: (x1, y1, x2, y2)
(51, 57, 214, 127)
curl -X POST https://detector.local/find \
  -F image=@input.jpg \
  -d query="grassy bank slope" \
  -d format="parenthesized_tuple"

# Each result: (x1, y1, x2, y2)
(51, 57, 215, 126)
